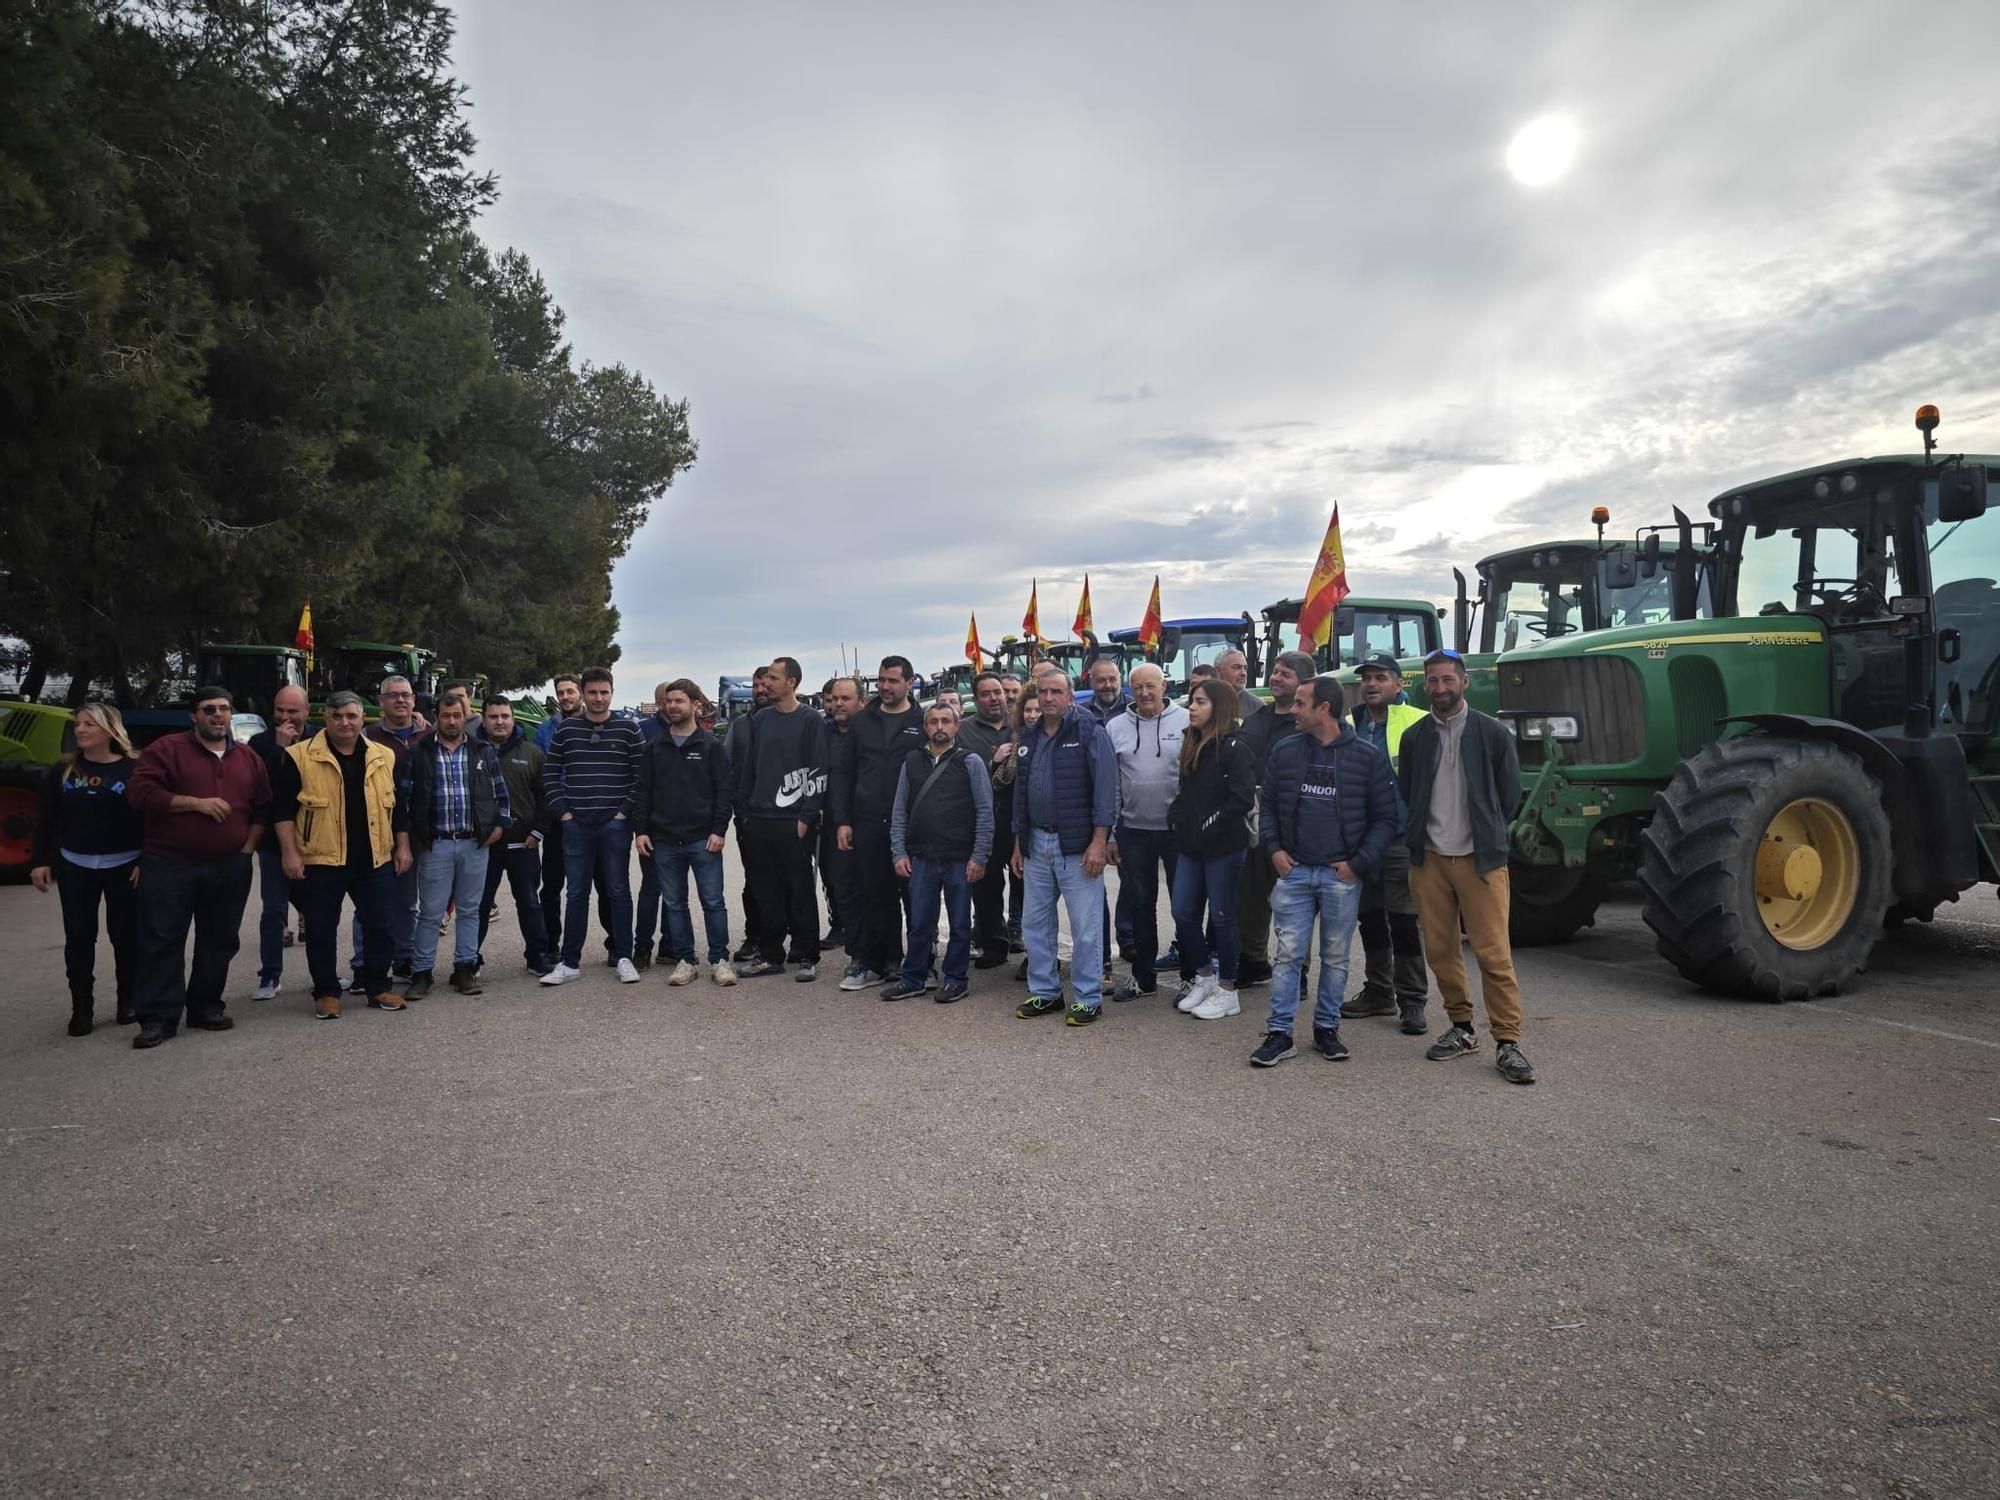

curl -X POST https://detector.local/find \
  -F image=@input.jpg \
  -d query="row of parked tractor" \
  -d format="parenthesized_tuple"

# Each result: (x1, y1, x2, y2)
(0, 639, 542, 882)
(925, 410, 2000, 1004)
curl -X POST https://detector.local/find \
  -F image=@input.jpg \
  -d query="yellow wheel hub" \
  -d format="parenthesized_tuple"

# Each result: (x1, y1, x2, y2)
(1755, 796, 1858, 950)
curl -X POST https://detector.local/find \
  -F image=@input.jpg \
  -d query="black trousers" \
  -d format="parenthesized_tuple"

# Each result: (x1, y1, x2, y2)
(972, 807, 1016, 955)
(740, 816, 818, 964)
(538, 818, 610, 958)
(820, 822, 858, 949)
(849, 817, 907, 976)
(298, 861, 395, 1000)
(480, 843, 551, 969)
(57, 857, 138, 1015)
(135, 852, 253, 1028)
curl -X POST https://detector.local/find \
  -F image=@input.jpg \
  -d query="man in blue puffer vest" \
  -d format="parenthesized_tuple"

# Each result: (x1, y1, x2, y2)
(1249, 675, 1400, 1068)
(1009, 663, 1118, 1026)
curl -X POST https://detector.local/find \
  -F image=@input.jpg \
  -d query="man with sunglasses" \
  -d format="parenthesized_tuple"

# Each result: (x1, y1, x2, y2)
(126, 686, 272, 1048)
(1399, 649, 1536, 1084)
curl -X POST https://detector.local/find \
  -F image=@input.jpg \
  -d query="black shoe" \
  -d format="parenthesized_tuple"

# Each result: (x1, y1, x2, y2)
(404, 971, 435, 1000)
(392, 959, 412, 980)
(132, 1024, 175, 1049)
(115, 1008, 138, 1026)
(632, 947, 653, 971)
(820, 929, 845, 952)
(733, 940, 759, 963)
(1235, 959, 1273, 988)
(936, 981, 969, 1005)
(1249, 1031, 1295, 1067)
(1426, 1024, 1480, 1061)
(345, 975, 368, 995)
(1399, 1004, 1429, 1036)
(974, 947, 1009, 970)
(184, 1012, 234, 1032)
(736, 956, 779, 979)
(1343, 991, 1395, 1018)
(1313, 1026, 1350, 1061)
(450, 964, 484, 996)
(1016, 995, 1064, 1019)
(1112, 976, 1156, 1002)
(880, 979, 925, 1001)
(1065, 1003, 1102, 1027)
(1495, 1041, 1537, 1085)
(67, 1012, 93, 1038)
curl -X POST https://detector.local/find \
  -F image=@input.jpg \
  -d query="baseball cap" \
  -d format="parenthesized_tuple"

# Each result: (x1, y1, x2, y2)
(1357, 654, 1402, 675)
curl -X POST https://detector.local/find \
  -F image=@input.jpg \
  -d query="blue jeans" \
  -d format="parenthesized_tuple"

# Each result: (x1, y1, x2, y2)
(1268, 862, 1362, 1035)
(257, 846, 292, 983)
(561, 814, 633, 967)
(415, 839, 491, 972)
(903, 856, 973, 988)
(634, 843, 669, 956)
(1172, 848, 1246, 984)
(351, 861, 418, 975)
(653, 840, 729, 964)
(1115, 824, 1178, 986)
(1023, 828, 1106, 1008)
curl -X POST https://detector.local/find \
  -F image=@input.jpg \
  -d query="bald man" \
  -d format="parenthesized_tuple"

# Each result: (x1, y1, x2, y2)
(248, 685, 314, 1000)
(1105, 664, 1189, 998)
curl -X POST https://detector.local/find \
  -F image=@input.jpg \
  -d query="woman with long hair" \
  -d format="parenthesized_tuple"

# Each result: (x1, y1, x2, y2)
(29, 702, 144, 1036)
(1166, 678, 1258, 1020)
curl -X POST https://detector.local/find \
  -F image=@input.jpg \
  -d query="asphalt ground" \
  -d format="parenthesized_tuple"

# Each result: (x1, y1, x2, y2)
(2, 851, 1996, 1500)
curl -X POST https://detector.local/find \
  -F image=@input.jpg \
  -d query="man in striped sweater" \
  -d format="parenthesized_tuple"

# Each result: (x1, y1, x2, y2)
(539, 666, 645, 985)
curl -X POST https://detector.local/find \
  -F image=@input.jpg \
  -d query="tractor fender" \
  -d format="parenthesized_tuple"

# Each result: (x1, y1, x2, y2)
(1717, 714, 1974, 903)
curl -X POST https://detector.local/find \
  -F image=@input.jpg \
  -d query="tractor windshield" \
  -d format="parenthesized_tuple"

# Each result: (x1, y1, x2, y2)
(323, 650, 410, 702)
(1486, 565, 1588, 651)
(1342, 607, 1435, 662)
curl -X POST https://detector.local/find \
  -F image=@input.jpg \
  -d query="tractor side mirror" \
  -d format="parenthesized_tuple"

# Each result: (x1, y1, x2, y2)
(1603, 545, 1638, 590)
(1157, 626, 1182, 660)
(1937, 464, 1989, 522)
(1638, 531, 1661, 579)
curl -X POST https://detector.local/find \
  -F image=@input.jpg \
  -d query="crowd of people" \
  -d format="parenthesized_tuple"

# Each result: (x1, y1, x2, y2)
(28, 648, 1534, 1081)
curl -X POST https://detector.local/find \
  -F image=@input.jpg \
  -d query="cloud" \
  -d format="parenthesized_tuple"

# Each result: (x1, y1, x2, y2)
(452, 0, 2000, 693)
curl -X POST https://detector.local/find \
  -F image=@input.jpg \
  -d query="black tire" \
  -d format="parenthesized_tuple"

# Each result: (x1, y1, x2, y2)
(0, 762, 45, 882)
(1638, 736, 1892, 1001)
(1509, 862, 1601, 945)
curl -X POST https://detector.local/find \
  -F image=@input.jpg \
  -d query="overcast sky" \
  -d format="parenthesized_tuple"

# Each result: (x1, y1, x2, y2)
(451, 1, 2000, 696)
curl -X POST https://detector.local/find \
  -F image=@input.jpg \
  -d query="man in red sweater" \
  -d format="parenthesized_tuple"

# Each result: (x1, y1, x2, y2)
(126, 686, 272, 1049)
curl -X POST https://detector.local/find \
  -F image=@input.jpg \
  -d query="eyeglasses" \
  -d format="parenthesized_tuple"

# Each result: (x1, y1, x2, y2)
(1423, 648, 1464, 663)
(195, 704, 233, 715)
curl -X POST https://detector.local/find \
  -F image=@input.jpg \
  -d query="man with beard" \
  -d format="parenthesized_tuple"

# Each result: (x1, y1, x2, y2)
(1227, 649, 1311, 987)
(955, 671, 1017, 970)
(819, 676, 863, 954)
(832, 657, 926, 990)
(734, 657, 829, 980)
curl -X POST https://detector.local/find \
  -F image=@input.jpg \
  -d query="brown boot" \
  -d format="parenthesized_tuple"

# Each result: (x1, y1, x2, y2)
(450, 963, 484, 996)
(314, 994, 342, 1021)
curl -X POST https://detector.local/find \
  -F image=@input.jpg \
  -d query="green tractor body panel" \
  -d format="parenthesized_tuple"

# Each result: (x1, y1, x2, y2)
(0, 702, 76, 878)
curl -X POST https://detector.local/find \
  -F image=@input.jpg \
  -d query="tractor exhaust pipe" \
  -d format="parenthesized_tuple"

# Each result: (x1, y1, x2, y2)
(1452, 569, 1472, 653)
(1671, 506, 1699, 622)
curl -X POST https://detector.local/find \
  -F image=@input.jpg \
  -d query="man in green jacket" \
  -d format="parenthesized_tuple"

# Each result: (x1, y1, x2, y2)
(1398, 649, 1535, 1085)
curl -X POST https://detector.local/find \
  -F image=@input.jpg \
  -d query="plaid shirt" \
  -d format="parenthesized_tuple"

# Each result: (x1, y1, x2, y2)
(426, 739, 515, 837)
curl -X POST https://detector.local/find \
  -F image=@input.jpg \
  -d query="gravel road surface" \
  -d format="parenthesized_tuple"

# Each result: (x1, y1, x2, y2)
(2, 861, 1995, 1499)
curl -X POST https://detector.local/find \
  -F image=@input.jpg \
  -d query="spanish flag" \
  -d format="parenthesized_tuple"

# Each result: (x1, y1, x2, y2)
(1023, 580, 1045, 645)
(1072, 575, 1094, 638)
(1295, 506, 1349, 650)
(1138, 576, 1164, 654)
(965, 612, 982, 667)
(294, 599, 315, 671)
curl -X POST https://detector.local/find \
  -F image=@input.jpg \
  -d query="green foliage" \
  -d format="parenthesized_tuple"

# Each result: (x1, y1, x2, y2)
(0, 0, 695, 698)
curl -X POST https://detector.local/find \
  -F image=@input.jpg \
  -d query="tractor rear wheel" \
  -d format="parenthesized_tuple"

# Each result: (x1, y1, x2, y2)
(1508, 863, 1601, 945)
(0, 763, 45, 881)
(1639, 736, 1892, 1000)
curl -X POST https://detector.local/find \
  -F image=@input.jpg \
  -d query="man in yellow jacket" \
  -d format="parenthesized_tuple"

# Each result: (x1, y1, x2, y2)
(274, 691, 412, 1020)
(1343, 655, 1430, 1034)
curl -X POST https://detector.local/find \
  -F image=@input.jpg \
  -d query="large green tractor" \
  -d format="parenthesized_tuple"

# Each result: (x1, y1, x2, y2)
(1502, 409, 1999, 996)
(314, 641, 443, 717)
(0, 702, 75, 880)
(1260, 595, 1444, 679)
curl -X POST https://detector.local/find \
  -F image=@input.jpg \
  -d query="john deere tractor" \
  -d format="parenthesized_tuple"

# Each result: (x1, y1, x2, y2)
(1502, 408, 1999, 996)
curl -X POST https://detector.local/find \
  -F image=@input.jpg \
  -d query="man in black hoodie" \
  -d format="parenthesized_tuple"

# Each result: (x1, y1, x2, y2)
(726, 666, 773, 962)
(831, 655, 927, 990)
(734, 656, 829, 981)
(635, 680, 736, 987)
(1228, 648, 1310, 987)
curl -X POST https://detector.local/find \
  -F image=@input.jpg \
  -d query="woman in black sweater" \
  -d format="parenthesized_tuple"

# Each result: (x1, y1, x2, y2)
(1166, 679, 1258, 1020)
(29, 703, 145, 1036)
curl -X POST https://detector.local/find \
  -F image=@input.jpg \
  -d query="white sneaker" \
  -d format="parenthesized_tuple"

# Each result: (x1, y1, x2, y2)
(711, 960, 737, 986)
(1192, 984, 1241, 1020)
(1176, 974, 1217, 1013)
(253, 979, 281, 1002)
(616, 958, 641, 983)
(539, 963, 582, 986)
(667, 960, 698, 986)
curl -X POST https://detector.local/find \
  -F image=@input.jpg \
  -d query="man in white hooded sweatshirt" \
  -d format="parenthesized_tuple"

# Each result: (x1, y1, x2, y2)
(1106, 664, 1189, 1001)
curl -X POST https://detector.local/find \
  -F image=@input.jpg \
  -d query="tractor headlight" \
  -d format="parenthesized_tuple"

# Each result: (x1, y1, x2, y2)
(1516, 714, 1581, 742)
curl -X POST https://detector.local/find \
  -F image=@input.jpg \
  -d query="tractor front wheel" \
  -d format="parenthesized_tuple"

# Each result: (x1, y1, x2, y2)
(1508, 863, 1601, 945)
(1639, 736, 1892, 1000)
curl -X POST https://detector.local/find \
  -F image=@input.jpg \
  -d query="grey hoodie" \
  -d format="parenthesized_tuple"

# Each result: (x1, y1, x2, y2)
(1107, 700, 1189, 831)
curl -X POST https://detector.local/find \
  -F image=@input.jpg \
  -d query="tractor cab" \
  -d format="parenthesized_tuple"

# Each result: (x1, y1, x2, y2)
(1259, 597, 1443, 678)
(191, 644, 308, 721)
(1110, 616, 1254, 696)
(315, 641, 440, 716)
(1473, 521, 1717, 656)
(990, 634, 1130, 689)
